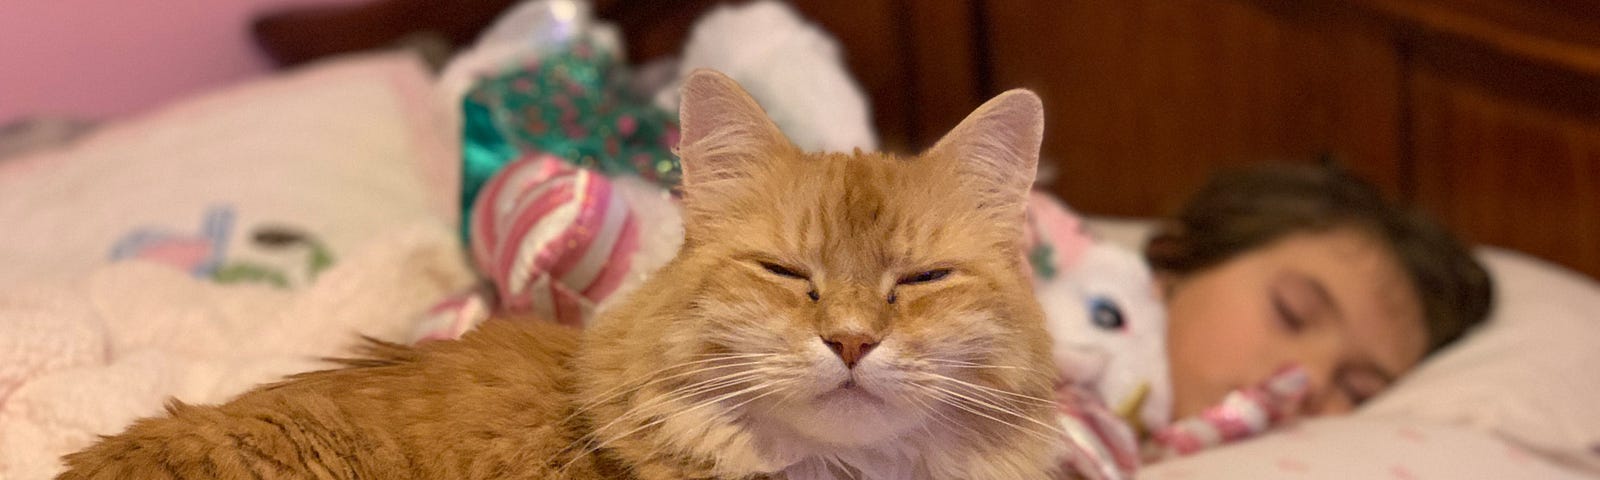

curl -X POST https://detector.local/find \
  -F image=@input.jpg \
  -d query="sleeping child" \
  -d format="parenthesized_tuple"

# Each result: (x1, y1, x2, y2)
(1025, 162, 1492, 477)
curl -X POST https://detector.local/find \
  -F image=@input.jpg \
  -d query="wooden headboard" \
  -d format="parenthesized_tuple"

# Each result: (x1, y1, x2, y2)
(253, 0, 1600, 280)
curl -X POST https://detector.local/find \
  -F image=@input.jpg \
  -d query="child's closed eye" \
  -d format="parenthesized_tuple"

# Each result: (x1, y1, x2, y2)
(1272, 293, 1306, 333)
(1271, 273, 1333, 334)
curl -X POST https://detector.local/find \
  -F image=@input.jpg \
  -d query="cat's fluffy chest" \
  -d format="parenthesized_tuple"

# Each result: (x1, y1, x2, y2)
(734, 418, 961, 480)
(771, 442, 927, 480)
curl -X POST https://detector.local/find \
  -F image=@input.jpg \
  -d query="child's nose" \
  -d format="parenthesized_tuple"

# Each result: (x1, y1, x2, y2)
(1282, 338, 1346, 416)
(1292, 361, 1354, 416)
(1298, 385, 1353, 416)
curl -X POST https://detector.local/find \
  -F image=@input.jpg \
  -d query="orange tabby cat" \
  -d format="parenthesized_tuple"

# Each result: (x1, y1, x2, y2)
(58, 70, 1061, 480)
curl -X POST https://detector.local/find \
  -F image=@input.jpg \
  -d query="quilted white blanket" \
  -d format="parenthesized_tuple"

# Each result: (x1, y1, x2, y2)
(0, 224, 476, 479)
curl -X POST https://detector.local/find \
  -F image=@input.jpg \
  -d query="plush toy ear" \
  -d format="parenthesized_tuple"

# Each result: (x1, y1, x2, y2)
(927, 89, 1044, 224)
(675, 69, 794, 188)
(1026, 191, 1095, 274)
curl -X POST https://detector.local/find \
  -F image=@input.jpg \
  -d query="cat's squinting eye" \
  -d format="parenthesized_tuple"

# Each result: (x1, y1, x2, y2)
(897, 268, 952, 285)
(759, 261, 808, 280)
(757, 261, 819, 301)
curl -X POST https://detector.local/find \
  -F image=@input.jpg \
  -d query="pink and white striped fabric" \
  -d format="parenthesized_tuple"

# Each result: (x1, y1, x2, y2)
(1052, 365, 1313, 479)
(1056, 386, 1142, 480)
(409, 290, 492, 344)
(1151, 364, 1311, 458)
(469, 154, 641, 328)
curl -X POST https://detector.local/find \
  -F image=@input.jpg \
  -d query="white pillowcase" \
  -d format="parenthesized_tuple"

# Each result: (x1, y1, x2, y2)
(1140, 416, 1592, 479)
(1362, 247, 1600, 472)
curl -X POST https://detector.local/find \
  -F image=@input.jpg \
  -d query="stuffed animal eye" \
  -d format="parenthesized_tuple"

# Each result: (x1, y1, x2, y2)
(760, 262, 808, 280)
(1089, 297, 1126, 331)
(897, 268, 951, 285)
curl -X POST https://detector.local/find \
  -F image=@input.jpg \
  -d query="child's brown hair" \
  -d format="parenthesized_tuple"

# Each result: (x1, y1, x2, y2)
(1145, 162, 1493, 353)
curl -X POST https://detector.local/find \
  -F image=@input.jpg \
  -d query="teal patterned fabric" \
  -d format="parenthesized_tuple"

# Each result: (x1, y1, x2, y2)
(459, 39, 681, 238)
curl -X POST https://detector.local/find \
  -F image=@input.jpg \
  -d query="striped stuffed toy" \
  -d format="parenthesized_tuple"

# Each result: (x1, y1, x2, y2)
(410, 154, 682, 342)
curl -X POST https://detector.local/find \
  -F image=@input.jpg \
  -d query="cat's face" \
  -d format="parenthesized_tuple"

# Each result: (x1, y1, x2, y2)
(676, 151, 1051, 447)
(652, 70, 1055, 451)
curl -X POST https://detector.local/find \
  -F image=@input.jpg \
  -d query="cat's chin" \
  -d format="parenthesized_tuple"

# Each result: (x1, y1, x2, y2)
(760, 386, 921, 447)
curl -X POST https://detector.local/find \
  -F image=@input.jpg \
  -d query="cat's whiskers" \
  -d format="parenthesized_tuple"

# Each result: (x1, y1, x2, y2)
(554, 368, 763, 471)
(913, 372, 1061, 441)
(558, 379, 780, 475)
(927, 379, 1058, 429)
(557, 360, 785, 469)
(926, 359, 1051, 376)
(830, 455, 863, 480)
(562, 355, 776, 426)
(923, 358, 988, 366)
(575, 353, 775, 409)
(579, 368, 767, 447)
(558, 380, 761, 476)
(924, 372, 1057, 409)
(688, 352, 781, 359)
(921, 389, 1059, 445)
(908, 374, 1056, 444)
(633, 384, 785, 473)
(904, 390, 982, 441)
(927, 359, 1025, 368)
(558, 370, 767, 465)
(902, 393, 961, 442)
(918, 382, 1061, 444)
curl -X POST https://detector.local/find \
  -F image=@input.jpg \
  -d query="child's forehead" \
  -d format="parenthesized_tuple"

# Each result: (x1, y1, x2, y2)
(1265, 229, 1428, 371)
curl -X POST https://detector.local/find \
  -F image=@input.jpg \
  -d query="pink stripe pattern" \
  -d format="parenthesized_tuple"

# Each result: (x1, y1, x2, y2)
(1152, 364, 1311, 458)
(1055, 386, 1140, 480)
(466, 154, 640, 327)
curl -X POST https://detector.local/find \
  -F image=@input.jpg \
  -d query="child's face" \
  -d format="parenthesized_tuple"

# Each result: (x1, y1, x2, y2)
(1162, 227, 1428, 420)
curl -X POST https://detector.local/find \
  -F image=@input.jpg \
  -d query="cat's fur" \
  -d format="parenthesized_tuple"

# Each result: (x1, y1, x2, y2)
(59, 70, 1060, 480)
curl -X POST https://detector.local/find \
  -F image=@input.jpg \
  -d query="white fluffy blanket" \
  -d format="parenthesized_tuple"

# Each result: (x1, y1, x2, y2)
(0, 224, 476, 479)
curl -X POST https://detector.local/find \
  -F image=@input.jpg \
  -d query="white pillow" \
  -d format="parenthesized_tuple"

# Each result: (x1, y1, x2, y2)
(1140, 416, 1592, 479)
(0, 51, 459, 289)
(1362, 247, 1600, 472)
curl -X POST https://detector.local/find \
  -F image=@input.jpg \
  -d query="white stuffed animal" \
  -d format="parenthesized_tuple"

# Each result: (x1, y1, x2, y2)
(1022, 192, 1172, 479)
(652, 0, 879, 153)
(1025, 191, 1172, 433)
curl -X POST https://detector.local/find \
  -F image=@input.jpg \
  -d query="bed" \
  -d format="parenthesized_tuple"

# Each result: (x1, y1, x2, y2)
(2, 1, 1597, 479)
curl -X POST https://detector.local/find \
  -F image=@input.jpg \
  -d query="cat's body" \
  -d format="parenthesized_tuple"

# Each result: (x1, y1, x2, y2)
(60, 320, 612, 479)
(59, 71, 1062, 480)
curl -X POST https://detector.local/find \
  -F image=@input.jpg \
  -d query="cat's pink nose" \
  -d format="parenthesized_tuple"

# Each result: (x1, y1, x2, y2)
(822, 334, 879, 368)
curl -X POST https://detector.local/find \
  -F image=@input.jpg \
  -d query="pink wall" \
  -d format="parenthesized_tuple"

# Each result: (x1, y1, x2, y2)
(0, 0, 366, 124)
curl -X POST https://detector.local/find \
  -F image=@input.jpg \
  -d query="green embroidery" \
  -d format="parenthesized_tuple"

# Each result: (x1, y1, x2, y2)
(211, 226, 337, 289)
(1029, 244, 1058, 280)
(214, 263, 290, 288)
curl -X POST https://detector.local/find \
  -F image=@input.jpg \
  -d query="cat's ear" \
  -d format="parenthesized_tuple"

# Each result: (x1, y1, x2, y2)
(676, 69, 793, 188)
(927, 89, 1044, 221)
